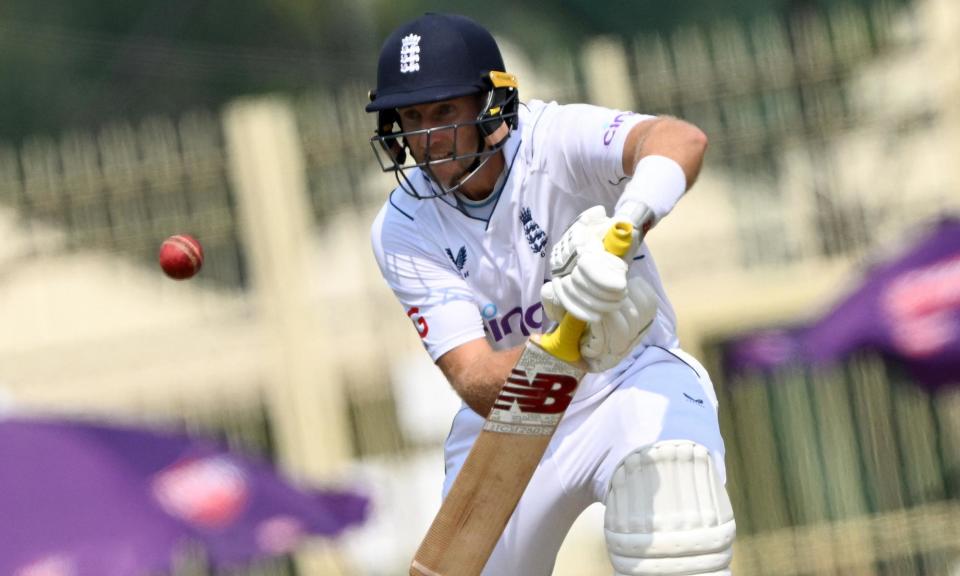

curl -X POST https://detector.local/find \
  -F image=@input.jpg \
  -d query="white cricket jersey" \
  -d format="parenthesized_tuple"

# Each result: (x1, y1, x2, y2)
(370, 99, 681, 402)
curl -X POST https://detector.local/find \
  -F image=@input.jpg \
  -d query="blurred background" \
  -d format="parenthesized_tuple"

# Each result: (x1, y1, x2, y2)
(2, 0, 959, 574)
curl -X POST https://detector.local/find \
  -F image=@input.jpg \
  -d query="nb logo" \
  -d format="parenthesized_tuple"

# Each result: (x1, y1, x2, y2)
(493, 369, 578, 415)
(400, 34, 421, 73)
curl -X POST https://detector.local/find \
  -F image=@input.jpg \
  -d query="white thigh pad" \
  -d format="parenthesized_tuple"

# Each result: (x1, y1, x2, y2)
(604, 441, 736, 576)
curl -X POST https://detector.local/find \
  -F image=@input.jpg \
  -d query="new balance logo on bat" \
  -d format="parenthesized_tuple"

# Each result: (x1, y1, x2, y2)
(493, 369, 578, 414)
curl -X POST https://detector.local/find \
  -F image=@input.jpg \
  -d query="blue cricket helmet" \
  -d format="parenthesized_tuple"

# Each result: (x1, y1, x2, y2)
(366, 13, 507, 112)
(366, 13, 519, 199)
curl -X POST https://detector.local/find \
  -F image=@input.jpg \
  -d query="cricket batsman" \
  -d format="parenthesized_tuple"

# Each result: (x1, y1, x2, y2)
(367, 12, 736, 576)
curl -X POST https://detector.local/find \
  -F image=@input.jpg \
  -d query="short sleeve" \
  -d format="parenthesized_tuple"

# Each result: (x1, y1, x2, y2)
(371, 205, 486, 361)
(540, 103, 654, 205)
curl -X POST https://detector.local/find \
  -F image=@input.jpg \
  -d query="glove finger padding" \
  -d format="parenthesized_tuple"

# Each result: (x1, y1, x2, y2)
(539, 281, 565, 324)
(581, 276, 658, 372)
(550, 205, 613, 276)
(549, 241, 628, 323)
(544, 205, 642, 327)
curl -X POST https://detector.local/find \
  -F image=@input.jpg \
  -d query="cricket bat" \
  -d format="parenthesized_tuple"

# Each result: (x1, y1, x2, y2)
(410, 219, 639, 576)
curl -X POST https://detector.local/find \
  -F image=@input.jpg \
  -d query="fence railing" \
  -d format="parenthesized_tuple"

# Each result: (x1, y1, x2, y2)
(713, 351, 960, 574)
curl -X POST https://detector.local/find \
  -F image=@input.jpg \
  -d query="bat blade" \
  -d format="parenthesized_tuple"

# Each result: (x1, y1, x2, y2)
(410, 220, 637, 576)
(409, 340, 586, 576)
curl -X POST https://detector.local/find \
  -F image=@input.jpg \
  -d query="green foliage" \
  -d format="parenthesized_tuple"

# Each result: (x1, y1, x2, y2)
(0, 0, 909, 142)
(0, 0, 378, 141)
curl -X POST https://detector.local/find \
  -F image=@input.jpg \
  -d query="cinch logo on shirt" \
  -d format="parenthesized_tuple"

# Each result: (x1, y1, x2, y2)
(603, 111, 634, 145)
(481, 302, 544, 342)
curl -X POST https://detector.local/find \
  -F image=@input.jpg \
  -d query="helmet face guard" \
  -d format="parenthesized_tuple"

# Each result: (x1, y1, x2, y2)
(369, 71, 519, 199)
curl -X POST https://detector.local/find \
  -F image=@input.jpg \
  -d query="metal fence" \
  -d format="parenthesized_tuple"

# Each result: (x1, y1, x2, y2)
(707, 350, 960, 574)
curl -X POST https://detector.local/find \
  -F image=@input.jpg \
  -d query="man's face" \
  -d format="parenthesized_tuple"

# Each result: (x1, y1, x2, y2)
(397, 95, 482, 187)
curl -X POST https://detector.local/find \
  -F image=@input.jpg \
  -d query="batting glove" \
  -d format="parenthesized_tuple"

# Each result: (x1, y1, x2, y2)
(542, 275, 656, 372)
(579, 276, 657, 372)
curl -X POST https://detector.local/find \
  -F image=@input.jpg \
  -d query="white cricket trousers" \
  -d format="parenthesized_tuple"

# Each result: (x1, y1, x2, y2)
(442, 345, 727, 576)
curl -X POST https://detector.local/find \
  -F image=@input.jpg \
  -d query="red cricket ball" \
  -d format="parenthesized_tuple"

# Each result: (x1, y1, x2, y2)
(159, 234, 204, 280)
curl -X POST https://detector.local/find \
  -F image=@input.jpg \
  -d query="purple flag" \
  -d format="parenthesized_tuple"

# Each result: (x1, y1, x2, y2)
(725, 218, 960, 389)
(0, 418, 369, 576)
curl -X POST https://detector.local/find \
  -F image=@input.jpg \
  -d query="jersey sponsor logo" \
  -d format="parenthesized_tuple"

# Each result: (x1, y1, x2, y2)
(481, 302, 544, 342)
(444, 246, 469, 278)
(519, 207, 548, 257)
(400, 34, 421, 73)
(602, 111, 634, 145)
(407, 306, 429, 338)
(492, 369, 578, 414)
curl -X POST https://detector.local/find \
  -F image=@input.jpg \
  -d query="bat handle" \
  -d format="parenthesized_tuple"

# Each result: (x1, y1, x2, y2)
(539, 221, 634, 363)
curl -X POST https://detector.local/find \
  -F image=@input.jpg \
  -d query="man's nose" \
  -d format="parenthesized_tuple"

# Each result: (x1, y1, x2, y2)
(424, 122, 454, 138)
(421, 127, 453, 150)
